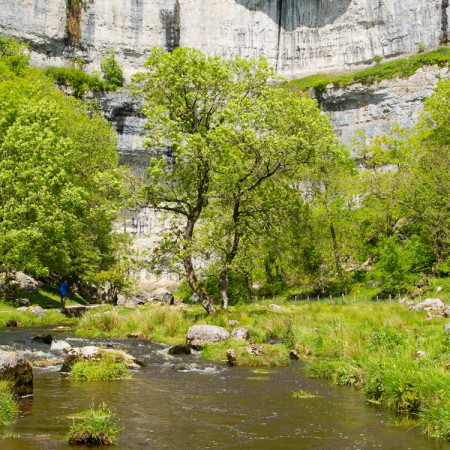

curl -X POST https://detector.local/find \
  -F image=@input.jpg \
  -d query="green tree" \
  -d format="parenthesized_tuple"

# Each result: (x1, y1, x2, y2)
(101, 48, 123, 87)
(0, 45, 124, 288)
(133, 47, 337, 312)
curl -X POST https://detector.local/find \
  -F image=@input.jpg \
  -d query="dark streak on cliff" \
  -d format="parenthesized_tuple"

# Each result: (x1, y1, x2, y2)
(161, 0, 181, 53)
(442, 0, 449, 44)
(275, 0, 283, 72)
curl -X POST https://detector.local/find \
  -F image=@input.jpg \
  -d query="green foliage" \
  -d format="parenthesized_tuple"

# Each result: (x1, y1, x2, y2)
(0, 37, 29, 74)
(0, 52, 124, 280)
(101, 48, 123, 87)
(0, 381, 18, 426)
(68, 403, 119, 445)
(284, 48, 450, 94)
(373, 54, 383, 64)
(44, 66, 115, 98)
(71, 357, 130, 381)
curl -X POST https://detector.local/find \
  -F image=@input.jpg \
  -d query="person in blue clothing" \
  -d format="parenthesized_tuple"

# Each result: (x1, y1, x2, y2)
(58, 281, 69, 308)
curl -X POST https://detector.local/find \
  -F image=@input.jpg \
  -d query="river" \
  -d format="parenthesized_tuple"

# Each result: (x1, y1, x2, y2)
(0, 327, 448, 449)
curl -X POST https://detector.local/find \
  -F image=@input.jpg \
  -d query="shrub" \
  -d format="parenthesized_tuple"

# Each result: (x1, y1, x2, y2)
(68, 403, 119, 445)
(101, 48, 123, 87)
(0, 381, 18, 425)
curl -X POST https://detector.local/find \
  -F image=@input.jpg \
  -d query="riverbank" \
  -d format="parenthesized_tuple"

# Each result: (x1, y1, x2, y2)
(74, 298, 450, 441)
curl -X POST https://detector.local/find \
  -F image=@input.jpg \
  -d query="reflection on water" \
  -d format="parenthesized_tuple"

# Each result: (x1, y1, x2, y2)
(0, 328, 448, 449)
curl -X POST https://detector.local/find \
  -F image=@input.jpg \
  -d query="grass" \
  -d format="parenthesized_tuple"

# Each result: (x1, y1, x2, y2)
(283, 47, 450, 94)
(71, 359, 130, 381)
(0, 381, 18, 426)
(68, 403, 119, 445)
(0, 283, 85, 328)
(72, 278, 450, 441)
(292, 389, 318, 398)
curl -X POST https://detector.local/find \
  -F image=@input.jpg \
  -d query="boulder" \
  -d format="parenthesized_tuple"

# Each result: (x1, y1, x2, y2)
(445, 323, 450, 335)
(17, 306, 28, 312)
(14, 272, 38, 294)
(29, 305, 46, 317)
(268, 304, 286, 311)
(61, 346, 145, 372)
(16, 298, 29, 306)
(289, 349, 300, 360)
(116, 294, 146, 307)
(410, 299, 447, 315)
(231, 327, 250, 341)
(32, 334, 53, 345)
(150, 288, 175, 305)
(228, 320, 239, 327)
(0, 350, 33, 396)
(168, 344, 192, 355)
(186, 325, 230, 348)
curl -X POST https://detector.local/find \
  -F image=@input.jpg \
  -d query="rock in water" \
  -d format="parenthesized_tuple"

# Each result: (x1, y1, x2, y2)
(231, 327, 250, 341)
(168, 344, 192, 355)
(0, 350, 33, 396)
(61, 346, 145, 372)
(32, 334, 53, 345)
(186, 325, 230, 348)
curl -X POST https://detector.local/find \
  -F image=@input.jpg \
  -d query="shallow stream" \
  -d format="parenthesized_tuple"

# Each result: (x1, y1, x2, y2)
(0, 327, 448, 449)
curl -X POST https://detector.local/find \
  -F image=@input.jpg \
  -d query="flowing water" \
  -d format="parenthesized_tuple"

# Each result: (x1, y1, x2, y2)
(0, 327, 448, 450)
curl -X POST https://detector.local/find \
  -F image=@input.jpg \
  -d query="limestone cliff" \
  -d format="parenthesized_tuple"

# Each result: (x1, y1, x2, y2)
(0, 0, 446, 80)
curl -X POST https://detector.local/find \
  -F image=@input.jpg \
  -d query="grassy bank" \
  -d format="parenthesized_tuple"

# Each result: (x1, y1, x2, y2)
(283, 47, 450, 94)
(75, 295, 450, 440)
(0, 284, 85, 328)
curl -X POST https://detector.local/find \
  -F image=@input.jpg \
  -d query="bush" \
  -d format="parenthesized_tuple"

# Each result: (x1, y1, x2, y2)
(101, 48, 123, 87)
(68, 403, 119, 445)
(0, 381, 18, 425)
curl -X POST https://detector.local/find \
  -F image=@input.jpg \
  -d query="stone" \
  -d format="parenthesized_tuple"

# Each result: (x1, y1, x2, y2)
(16, 298, 29, 306)
(0, 350, 33, 396)
(226, 348, 237, 366)
(231, 327, 250, 341)
(445, 323, 450, 335)
(116, 294, 146, 307)
(436, 286, 443, 293)
(268, 304, 285, 311)
(228, 320, 239, 327)
(168, 344, 192, 356)
(29, 305, 46, 317)
(61, 346, 145, 372)
(368, 280, 382, 288)
(16, 306, 28, 312)
(414, 350, 426, 359)
(32, 334, 53, 345)
(150, 288, 174, 305)
(14, 272, 38, 294)
(410, 299, 447, 314)
(186, 325, 230, 349)
(289, 349, 300, 360)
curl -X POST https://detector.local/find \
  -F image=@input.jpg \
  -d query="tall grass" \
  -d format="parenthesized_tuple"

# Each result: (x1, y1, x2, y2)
(68, 403, 119, 445)
(0, 381, 18, 425)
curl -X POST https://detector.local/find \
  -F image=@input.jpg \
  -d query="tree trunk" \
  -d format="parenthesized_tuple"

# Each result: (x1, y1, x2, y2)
(219, 266, 229, 310)
(246, 274, 254, 300)
(323, 188, 346, 294)
(183, 215, 216, 315)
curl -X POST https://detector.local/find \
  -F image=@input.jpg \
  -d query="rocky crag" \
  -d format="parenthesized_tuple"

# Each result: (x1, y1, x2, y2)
(0, 0, 447, 80)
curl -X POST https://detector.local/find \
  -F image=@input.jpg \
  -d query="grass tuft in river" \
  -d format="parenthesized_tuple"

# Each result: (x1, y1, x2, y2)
(71, 354, 130, 381)
(68, 403, 119, 445)
(0, 381, 18, 426)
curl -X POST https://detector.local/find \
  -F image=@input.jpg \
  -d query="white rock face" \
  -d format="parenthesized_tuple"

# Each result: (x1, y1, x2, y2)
(317, 66, 450, 146)
(0, 0, 445, 80)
